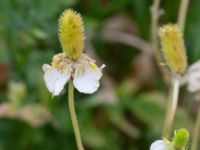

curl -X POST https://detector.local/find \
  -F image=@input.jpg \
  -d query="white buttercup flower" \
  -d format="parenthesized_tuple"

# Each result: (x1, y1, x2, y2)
(150, 140, 168, 150)
(187, 60, 200, 93)
(43, 53, 105, 96)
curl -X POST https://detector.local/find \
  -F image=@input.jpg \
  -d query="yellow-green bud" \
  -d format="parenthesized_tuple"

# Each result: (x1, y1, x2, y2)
(173, 128, 189, 149)
(59, 9, 85, 59)
(159, 24, 188, 75)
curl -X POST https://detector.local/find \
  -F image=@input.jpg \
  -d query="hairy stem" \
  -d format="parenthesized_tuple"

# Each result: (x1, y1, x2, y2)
(163, 78, 180, 138)
(68, 80, 84, 150)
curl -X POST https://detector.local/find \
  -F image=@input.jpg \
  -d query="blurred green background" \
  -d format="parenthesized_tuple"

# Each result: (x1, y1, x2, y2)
(0, 0, 199, 149)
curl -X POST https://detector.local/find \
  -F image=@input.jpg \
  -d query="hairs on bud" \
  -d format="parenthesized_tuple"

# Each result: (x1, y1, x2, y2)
(159, 24, 187, 75)
(59, 9, 85, 59)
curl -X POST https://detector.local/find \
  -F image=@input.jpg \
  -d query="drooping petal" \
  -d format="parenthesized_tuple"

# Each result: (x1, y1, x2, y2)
(42, 64, 71, 96)
(73, 62, 104, 94)
(150, 140, 168, 150)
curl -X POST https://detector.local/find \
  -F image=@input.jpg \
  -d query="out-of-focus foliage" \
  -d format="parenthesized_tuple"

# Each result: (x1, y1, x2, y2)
(0, 0, 199, 149)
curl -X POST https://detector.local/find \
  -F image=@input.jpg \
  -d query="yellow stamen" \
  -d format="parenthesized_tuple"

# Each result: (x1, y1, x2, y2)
(89, 62, 97, 71)
(52, 53, 68, 72)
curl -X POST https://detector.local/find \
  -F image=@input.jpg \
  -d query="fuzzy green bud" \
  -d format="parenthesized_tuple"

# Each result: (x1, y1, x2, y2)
(173, 128, 189, 149)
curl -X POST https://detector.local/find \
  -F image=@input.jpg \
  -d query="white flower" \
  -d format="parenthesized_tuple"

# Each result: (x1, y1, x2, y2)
(150, 140, 168, 150)
(43, 53, 105, 96)
(187, 60, 200, 93)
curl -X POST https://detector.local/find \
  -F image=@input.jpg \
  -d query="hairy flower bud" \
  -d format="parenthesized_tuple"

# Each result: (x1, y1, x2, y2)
(59, 9, 85, 59)
(159, 24, 187, 75)
(173, 128, 189, 149)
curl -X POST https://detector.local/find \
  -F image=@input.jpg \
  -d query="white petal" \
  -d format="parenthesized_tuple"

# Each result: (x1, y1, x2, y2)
(150, 140, 168, 150)
(187, 60, 200, 92)
(187, 74, 200, 92)
(188, 60, 200, 72)
(73, 63, 103, 94)
(43, 64, 71, 96)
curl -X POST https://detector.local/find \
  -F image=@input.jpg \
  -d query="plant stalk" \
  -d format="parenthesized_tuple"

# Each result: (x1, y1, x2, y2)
(177, 0, 189, 32)
(151, 0, 172, 84)
(68, 80, 84, 150)
(151, 0, 162, 64)
(163, 78, 180, 138)
(191, 104, 200, 150)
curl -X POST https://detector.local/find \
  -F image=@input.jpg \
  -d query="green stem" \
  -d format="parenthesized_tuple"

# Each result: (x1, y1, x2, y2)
(151, 0, 171, 84)
(68, 80, 84, 150)
(177, 0, 189, 32)
(151, 0, 162, 64)
(191, 104, 200, 150)
(163, 78, 180, 138)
